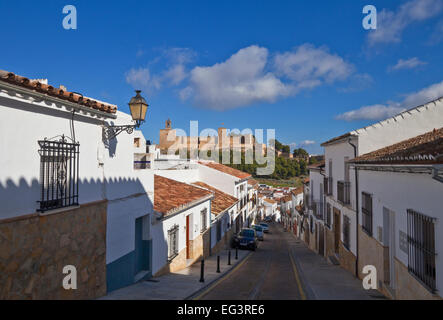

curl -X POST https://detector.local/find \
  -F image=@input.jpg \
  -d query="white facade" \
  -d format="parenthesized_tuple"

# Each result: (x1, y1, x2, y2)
(0, 80, 155, 292)
(356, 167, 443, 295)
(151, 199, 211, 275)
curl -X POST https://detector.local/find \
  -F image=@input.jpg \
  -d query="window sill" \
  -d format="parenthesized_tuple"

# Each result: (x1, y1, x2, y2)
(38, 205, 80, 217)
(168, 252, 179, 262)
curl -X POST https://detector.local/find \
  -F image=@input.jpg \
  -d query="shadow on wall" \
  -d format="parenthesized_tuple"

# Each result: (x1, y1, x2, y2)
(0, 175, 155, 299)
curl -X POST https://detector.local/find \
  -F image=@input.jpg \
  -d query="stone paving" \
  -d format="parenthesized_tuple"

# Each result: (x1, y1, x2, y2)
(101, 248, 251, 300)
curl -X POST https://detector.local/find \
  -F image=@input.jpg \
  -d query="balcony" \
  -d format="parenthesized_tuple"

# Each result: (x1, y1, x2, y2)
(337, 180, 351, 205)
(324, 176, 333, 196)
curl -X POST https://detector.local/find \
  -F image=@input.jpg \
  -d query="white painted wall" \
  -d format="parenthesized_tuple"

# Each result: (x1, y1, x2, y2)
(151, 200, 211, 274)
(0, 85, 155, 267)
(358, 169, 443, 294)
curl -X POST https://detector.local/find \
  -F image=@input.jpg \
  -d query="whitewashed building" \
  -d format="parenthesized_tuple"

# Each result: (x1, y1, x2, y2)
(0, 70, 154, 297)
(349, 127, 443, 299)
(320, 96, 443, 277)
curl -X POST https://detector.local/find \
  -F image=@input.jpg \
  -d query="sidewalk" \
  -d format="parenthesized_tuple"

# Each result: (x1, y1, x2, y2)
(283, 226, 386, 300)
(101, 248, 251, 300)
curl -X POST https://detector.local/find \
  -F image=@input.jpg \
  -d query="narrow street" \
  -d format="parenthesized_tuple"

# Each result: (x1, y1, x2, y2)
(196, 223, 383, 300)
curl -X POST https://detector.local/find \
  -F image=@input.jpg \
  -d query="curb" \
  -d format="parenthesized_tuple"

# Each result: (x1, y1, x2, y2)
(285, 225, 317, 300)
(185, 250, 253, 300)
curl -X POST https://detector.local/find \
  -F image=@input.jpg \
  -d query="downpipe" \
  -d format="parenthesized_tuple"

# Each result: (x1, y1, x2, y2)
(348, 138, 359, 278)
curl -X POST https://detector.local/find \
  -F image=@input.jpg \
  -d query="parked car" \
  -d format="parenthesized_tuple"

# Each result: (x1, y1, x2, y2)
(264, 216, 272, 222)
(232, 228, 258, 250)
(259, 222, 269, 233)
(251, 225, 264, 241)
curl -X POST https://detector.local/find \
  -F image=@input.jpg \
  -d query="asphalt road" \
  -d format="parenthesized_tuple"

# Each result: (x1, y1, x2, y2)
(197, 223, 306, 300)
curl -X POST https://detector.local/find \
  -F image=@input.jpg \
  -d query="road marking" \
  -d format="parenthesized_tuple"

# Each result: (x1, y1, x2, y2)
(289, 249, 307, 300)
(192, 251, 253, 300)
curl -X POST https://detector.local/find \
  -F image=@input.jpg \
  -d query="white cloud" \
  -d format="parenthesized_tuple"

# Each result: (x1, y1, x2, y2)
(180, 45, 293, 110)
(180, 44, 353, 110)
(273, 44, 354, 89)
(336, 80, 443, 121)
(389, 57, 427, 71)
(300, 140, 316, 145)
(126, 47, 195, 93)
(368, 0, 443, 45)
(125, 67, 162, 94)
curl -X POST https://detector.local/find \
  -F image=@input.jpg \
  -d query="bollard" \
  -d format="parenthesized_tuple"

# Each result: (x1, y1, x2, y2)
(228, 250, 231, 265)
(235, 248, 238, 260)
(199, 259, 205, 282)
(217, 255, 221, 273)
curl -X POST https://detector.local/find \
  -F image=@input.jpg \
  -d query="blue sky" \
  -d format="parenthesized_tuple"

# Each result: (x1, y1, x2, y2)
(1, 0, 442, 154)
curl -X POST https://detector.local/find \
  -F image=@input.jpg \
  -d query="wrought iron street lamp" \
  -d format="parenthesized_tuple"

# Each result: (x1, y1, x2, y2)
(106, 90, 148, 139)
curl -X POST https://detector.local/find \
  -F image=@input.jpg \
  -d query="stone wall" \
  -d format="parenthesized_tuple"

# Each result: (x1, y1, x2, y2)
(339, 242, 357, 276)
(357, 225, 390, 297)
(395, 258, 442, 300)
(0, 200, 107, 299)
(324, 227, 335, 258)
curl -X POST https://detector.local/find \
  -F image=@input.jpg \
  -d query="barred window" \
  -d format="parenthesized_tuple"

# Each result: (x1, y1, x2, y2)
(168, 225, 179, 260)
(407, 209, 436, 292)
(343, 215, 350, 250)
(362, 192, 373, 235)
(325, 203, 332, 228)
(200, 208, 208, 232)
(310, 215, 314, 233)
(38, 136, 79, 213)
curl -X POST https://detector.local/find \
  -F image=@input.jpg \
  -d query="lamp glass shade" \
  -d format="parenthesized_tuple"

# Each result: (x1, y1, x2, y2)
(128, 90, 148, 122)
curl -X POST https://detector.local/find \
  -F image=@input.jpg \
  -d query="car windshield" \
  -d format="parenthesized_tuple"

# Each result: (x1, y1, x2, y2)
(240, 230, 255, 238)
(253, 226, 263, 231)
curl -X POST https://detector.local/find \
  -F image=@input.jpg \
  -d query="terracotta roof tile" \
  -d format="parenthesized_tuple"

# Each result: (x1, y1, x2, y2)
(154, 175, 212, 216)
(264, 198, 277, 204)
(291, 187, 303, 196)
(192, 182, 238, 216)
(350, 127, 443, 165)
(307, 160, 325, 169)
(199, 161, 251, 179)
(248, 178, 259, 186)
(321, 132, 353, 147)
(0, 70, 117, 114)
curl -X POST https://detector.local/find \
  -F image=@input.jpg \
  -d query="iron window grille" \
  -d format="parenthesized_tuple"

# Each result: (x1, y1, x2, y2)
(343, 215, 351, 250)
(200, 208, 208, 233)
(361, 192, 373, 236)
(37, 135, 79, 213)
(407, 209, 436, 293)
(168, 225, 179, 261)
(337, 180, 351, 205)
(325, 203, 332, 228)
(310, 215, 314, 233)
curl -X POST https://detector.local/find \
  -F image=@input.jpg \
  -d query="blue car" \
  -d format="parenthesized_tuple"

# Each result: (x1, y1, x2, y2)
(232, 228, 258, 250)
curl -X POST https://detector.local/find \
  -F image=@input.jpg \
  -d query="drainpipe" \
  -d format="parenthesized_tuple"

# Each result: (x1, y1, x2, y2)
(348, 138, 359, 278)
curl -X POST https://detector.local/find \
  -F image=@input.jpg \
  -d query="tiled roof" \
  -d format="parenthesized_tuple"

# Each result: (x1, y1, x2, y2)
(199, 161, 251, 179)
(248, 179, 259, 186)
(307, 160, 325, 170)
(321, 132, 353, 147)
(154, 175, 213, 216)
(350, 127, 443, 165)
(192, 182, 238, 216)
(0, 70, 117, 114)
(291, 187, 303, 196)
(303, 177, 310, 184)
(264, 198, 277, 204)
(282, 195, 292, 203)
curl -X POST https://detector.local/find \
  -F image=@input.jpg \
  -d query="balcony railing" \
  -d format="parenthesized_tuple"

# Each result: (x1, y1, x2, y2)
(325, 176, 333, 196)
(337, 180, 351, 205)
